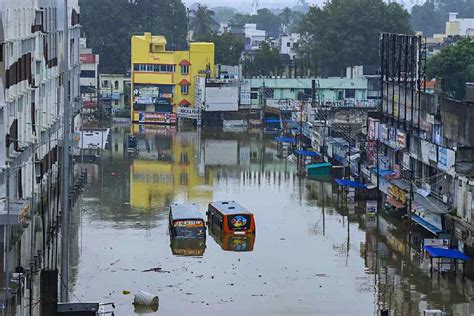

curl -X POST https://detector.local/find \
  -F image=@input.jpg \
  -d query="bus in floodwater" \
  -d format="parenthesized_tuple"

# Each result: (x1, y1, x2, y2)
(207, 201, 256, 235)
(169, 203, 206, 239)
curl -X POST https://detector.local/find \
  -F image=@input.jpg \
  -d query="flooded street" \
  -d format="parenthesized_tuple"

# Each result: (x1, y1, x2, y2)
(69, 126, 474, 315)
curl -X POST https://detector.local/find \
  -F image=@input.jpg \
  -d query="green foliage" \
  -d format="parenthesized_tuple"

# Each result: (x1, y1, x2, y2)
(279, 7, 303, 33)
(410, 2, 444, 36)
(79, 0, 188, 74)
(212, 7, 238, 23)
(296, 0, 412, 76)
(189, 5, 219, 39)
(230, 9, 282, 37)
(242, 42, 282, 77)
(411, 0, 474, 36)
(427, 38, 474, 100)
(211, 33, 245, 65)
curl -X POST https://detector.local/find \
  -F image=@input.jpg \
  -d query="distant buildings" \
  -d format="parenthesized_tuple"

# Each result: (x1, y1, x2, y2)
(99, 74, 130, 112)
(80, 38, 99, 110)
(244, 24, 266, 51)
(446, 12, 474, 37)
(130, 32, 215, 124)
(279, 33, 300, 61)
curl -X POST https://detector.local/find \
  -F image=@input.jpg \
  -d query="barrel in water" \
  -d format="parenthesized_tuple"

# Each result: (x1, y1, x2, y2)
(133, 290, 159, 307)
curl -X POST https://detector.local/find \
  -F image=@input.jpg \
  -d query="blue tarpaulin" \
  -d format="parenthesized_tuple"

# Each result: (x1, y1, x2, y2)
(370, 168, 395, 177)
(424, 246, 470, 261)
(266, 119, 293, 123)
(410, 214, 443, 235)
(294, 150, 321, 157)
(275, 136, 297, 144)
(335, 179, 367, 189)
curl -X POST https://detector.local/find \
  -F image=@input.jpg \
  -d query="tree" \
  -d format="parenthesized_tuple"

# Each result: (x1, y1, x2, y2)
(230, 9, 282, 37)
(411, 2, 443, 36)
(279, 7, 303, 33)
(427, 38, 474, 100)
(296, 0, 412, 76)
(79, 0, 188, 73)
(189, 4, 218, 40)
(212, 7, 237, 23)
(211, 33, 244, 65)
(243, 42, 282, 77)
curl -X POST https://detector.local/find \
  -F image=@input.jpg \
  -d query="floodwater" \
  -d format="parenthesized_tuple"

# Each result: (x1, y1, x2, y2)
(69, 125, 474, 315)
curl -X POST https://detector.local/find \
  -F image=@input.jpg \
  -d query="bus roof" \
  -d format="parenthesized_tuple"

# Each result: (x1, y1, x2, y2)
(170, 203, 204, 221)
(209, 201, 251, 215)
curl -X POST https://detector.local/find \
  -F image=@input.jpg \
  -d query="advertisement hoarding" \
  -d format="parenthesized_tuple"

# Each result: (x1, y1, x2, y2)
(205, 86, 239, 112)
(138, 112, 177, 124)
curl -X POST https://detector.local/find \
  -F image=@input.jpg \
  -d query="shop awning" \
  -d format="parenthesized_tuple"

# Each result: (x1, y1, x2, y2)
(413, 193, 449, 215)
(179, 99, 191, 106)
(335, 179, 367, 189)
(410, 214, 443, 235)
(294, 149, 320, 157)
(179, 60, 191, 66)
(386, 197, 405, 209)
(179, 79, 191, 85)
(424, 246, 470, 261)
(274, 136, 297, 144)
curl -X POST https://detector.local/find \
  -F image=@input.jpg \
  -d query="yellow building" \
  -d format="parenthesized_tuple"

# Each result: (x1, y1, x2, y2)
(130, 33, 215, 124)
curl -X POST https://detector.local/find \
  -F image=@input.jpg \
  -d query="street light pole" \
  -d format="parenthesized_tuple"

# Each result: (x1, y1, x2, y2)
(60, 0, 70, 302)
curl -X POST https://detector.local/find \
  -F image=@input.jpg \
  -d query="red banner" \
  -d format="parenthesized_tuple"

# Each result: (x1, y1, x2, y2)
(83, 100, 97, 109)
(80, 54, 96, 64)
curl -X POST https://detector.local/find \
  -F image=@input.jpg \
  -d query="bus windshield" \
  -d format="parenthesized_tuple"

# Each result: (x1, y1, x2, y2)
(173, 220, 205, 238)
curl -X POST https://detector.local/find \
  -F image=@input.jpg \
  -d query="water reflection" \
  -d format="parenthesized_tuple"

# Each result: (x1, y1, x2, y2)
(170, 237, 206, 257)
(69, 125, 474, 315)
(209, 231, 256, 252)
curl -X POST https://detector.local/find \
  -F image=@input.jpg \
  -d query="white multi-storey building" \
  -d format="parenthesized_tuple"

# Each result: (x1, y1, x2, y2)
(0, 0, 81, 313)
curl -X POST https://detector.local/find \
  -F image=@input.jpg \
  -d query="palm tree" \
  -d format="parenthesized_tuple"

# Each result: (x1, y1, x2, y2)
(189, 4, 218, 40)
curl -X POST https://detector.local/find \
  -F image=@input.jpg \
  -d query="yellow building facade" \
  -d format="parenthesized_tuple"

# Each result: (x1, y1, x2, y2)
(130, 33, 215, 124)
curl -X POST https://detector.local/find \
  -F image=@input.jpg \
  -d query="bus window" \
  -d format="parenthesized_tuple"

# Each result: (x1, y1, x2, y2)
(173, 220, 205, 238)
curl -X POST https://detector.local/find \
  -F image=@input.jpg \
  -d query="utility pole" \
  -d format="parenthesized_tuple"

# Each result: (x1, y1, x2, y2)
(60, 0, 70, 302)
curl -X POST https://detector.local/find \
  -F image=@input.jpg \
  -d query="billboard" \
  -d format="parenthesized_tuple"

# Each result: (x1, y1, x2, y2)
(437, 146, 455, 173)
(176, 107, 199, 119)
(80, 54, 96, 64)
(205, 86, 239, 112)
(138, 112, 177, 124)
(133, 84, 172, 106)
(194, 76, 206, 109)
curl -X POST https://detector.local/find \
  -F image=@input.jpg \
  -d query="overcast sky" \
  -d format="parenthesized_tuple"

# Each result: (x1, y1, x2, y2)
(182, 0, 423, 12)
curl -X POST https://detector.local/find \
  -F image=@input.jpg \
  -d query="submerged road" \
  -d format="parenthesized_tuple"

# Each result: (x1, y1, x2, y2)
(69, 125, 474, 315)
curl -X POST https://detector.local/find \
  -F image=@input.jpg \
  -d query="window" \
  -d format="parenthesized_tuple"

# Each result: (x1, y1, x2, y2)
(263, 88, 274, 99)
(133, 64, 174, 72)
(114, 100, 119, 106)
(181, 85, 188, 95)
(286, 42, 291, 47)
(181, 65, 189, 75)
(114, 80, 119, 90)
(101, 80, 109, 88)
(345, 89, 356, 98)
(251, 92, 258, 100)
(80, 70, 96, 78)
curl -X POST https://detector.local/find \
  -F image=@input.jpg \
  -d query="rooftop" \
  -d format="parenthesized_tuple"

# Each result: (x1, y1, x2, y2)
(170, 203, 204, 220)
(209, 201, 251, 215)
